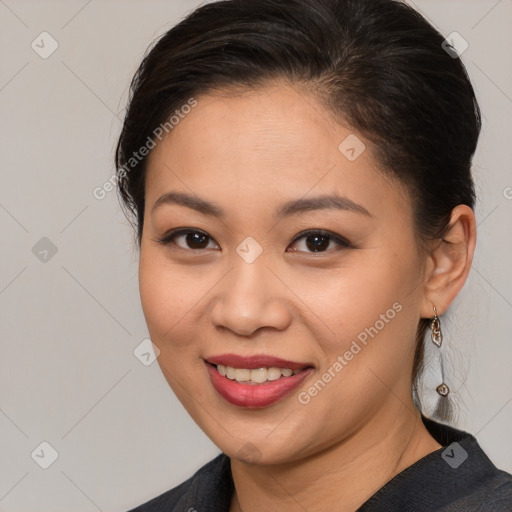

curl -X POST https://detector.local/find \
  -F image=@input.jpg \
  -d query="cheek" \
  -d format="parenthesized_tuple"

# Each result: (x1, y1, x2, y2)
(295, 254, 423, 422)
(138, 248, 195, 350)
(138, 249, 212, 416)
(291, 249, 421, 350)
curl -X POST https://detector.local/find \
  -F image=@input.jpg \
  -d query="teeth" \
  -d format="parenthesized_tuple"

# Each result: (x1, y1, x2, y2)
(250, 367, 267, 383)
(216, 365, 304, 384)
(267, 367, 282, 381)
(235, 368, 251, 382)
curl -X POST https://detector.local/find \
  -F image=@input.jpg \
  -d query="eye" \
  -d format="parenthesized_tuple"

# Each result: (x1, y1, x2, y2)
(287, 229, 351, 253)
(157, 228, 219, 251)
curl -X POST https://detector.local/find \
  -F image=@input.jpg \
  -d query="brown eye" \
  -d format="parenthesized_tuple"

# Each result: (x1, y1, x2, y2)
(158, 229, 219, 251)
(288, 230, 351, 253)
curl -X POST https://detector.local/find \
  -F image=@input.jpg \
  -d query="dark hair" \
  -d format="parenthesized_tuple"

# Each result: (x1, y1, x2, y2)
(115, 0, 481, 413)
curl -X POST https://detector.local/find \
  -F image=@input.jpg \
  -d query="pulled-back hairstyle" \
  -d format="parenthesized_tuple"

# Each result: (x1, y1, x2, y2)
(115, 0, 481, 416)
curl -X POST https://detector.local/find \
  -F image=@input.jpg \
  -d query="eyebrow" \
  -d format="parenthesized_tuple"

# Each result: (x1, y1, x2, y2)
(151, 191, 371, 218)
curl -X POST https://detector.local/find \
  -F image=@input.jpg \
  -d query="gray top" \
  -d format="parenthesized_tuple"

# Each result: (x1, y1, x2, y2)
(129, 415, 512, 511)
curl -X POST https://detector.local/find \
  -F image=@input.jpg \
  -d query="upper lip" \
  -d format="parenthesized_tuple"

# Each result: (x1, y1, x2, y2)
(206, 354, 312, 370)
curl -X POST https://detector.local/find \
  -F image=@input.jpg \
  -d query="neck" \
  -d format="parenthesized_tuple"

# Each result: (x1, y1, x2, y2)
(229, 407, 441, 512)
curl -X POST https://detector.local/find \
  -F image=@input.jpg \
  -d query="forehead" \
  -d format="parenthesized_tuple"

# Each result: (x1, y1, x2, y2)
(144, 85, 409, 219)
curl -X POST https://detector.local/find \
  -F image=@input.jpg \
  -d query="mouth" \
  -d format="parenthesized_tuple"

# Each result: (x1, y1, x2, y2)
(215, 364, 304, 384)
(204, 354, 315, 408)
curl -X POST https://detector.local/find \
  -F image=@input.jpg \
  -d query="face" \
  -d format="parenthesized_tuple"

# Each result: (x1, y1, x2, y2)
(139, 84, 428, 464)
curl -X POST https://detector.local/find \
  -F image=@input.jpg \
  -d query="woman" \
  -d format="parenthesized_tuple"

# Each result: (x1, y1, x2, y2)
(116, 0, 512, 510)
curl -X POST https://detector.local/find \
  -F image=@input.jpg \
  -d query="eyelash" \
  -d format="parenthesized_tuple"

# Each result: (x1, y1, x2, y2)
(156, 228, 352, 254)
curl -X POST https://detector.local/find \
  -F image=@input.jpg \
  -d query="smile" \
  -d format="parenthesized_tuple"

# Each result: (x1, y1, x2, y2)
(205, 354, 315, 408)
(217, 364, 304, 384)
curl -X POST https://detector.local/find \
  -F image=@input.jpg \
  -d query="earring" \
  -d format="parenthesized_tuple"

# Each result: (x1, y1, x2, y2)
(430, 306, 452, 420)
(430, 306, 443, 347)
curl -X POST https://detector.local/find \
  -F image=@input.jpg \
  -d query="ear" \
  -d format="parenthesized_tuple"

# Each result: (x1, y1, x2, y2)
(420, 205, 477, 318)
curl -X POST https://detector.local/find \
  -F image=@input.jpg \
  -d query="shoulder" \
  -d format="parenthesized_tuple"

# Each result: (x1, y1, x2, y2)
(360, 416, 512, 512)
(474, 474, 512, 512)
(424, 417, 512, 511)
(128, 453, 233, 512)
(422, 417, 512, 511)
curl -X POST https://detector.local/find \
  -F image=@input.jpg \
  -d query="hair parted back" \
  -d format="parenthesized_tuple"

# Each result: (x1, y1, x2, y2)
(115, 0, 481, 416)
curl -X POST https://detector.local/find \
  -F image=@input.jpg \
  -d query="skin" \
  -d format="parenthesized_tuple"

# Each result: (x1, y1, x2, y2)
(139, 83, 476, 511)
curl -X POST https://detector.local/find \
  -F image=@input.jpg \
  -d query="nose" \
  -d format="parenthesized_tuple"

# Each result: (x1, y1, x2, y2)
(209, 257, 292, 337)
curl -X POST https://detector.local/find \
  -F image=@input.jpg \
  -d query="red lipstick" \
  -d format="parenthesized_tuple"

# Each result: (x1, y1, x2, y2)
(205, 354, 314, 408)
(207, 354, 310, 370)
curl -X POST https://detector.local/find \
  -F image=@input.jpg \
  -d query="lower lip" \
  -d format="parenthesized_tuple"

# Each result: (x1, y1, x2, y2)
(206, 363, 314, 408)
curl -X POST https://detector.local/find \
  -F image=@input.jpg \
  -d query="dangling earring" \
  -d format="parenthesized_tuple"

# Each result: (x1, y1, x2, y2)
(430, 306, 452, 421)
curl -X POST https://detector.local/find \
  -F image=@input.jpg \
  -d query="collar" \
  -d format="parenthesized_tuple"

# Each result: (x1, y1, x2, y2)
(171, 415, 507, 511)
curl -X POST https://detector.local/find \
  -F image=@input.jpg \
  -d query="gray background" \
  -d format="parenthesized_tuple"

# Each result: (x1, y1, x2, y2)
(0, 1, 511, 511)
